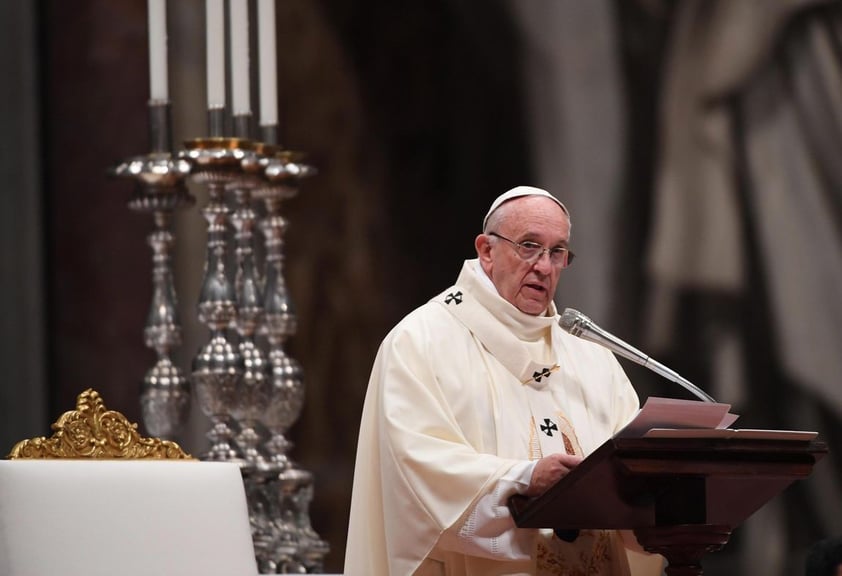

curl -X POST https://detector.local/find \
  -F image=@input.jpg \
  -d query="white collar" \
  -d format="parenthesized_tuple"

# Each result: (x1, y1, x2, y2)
(463, 259, 557, 342)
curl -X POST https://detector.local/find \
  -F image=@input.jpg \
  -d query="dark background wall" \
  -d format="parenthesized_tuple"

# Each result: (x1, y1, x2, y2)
(2, 1, 841, 574)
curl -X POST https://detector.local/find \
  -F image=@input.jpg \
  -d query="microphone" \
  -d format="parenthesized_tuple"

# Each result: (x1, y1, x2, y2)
(559, 308, 716, 403)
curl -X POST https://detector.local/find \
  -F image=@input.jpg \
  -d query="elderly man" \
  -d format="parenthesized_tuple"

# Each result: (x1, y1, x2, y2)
(345, 186, 657, 575)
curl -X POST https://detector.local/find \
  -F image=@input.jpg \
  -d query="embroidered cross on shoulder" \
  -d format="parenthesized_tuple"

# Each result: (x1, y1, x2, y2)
(523, 364, 560, 385)
(444, 291, 463, 305)
(532, 367, 552, 382)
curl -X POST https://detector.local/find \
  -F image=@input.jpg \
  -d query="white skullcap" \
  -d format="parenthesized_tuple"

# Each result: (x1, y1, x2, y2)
(482, 186, 569, 231)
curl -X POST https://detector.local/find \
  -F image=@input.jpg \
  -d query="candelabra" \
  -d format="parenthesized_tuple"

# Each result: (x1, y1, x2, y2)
(251, 149, 328, 573)
(114, 102, 327, 572)
(184, 136, 254, 463)
(111, 102, 193, 440)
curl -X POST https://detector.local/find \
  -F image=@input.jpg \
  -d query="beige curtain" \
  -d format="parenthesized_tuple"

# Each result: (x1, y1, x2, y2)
(647, 1, 842, 574)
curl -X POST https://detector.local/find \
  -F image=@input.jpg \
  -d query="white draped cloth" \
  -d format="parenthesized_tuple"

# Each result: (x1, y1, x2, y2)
(344, 259, 643, 575)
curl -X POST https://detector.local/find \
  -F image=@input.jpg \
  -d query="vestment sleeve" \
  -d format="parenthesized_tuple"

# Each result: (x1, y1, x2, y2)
(436, 460, 538, 559)
(375, 318, 532, 567)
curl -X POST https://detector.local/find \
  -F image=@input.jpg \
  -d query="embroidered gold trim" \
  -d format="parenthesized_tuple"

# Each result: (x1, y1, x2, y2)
(536, 530, 616, 576)
(554, 412, 583, 456)
(7, 388, 193, 460)
(528, 418, 543, 460)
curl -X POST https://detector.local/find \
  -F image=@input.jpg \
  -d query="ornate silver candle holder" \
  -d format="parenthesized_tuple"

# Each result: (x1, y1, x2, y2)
(181, 137, 255, 463)
(227, 143, 274, 470)
(257, 150, 329, 572)
(147, 136, 328, 572)
(110, 10, 330, 568)
(256, 150, 316, 472)
(111, 141, 195, 439)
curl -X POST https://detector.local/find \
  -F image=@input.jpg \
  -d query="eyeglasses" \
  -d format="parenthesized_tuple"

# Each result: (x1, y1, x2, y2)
(488, 232, 575, 268)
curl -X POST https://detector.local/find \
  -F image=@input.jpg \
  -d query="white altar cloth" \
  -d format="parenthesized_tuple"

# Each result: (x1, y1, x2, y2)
(0, 460, 258, 576)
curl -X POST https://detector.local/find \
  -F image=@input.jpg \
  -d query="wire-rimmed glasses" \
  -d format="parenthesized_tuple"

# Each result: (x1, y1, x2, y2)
(488, 232, 575, 268)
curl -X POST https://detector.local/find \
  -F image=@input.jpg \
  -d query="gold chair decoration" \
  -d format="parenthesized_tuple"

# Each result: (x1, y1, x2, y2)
(7, 388, 192, 460)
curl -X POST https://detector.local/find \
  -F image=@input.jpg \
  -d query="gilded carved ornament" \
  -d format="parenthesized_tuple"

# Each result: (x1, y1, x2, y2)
(7, 388, 193, 460)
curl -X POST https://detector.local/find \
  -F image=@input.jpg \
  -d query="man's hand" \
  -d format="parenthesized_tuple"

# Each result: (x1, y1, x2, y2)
(526, 453, 583, 497)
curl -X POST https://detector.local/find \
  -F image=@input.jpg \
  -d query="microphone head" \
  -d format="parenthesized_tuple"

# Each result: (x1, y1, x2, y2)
(559, 308, 591, 336)
(558, 308, 590, 332)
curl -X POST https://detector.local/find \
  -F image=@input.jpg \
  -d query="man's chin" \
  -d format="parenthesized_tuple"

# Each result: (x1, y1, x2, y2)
(516, 298, 549, 316)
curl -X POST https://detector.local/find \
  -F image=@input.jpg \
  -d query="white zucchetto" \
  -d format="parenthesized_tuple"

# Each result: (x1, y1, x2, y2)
(482, 186, 569, 231)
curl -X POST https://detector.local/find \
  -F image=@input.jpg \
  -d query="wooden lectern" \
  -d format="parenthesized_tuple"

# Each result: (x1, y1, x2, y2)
(509, 435, 828, 575)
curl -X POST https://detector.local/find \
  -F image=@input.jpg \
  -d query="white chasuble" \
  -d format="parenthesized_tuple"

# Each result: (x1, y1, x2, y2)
(344, 260, 641, 576)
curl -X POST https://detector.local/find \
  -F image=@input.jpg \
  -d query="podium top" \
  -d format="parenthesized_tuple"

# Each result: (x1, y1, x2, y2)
(510, 435, 828, 531)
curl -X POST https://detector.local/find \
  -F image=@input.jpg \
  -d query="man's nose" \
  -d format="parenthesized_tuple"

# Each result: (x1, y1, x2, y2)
(532, 250, 553, 274)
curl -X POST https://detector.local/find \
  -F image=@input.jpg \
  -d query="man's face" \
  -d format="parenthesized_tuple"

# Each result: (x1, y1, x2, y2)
(476, 196, 571, 315)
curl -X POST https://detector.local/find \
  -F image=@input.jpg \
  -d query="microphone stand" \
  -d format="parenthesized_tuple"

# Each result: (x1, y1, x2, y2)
(560, 309, 716, 403)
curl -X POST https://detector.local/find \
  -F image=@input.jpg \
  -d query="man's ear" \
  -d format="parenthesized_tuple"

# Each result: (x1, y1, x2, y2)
(475, 234, 492, 265)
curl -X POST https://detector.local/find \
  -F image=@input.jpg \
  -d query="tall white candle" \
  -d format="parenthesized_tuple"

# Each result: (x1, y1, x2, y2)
(206, 0, 225, 109)
(257, 0, 277, 126)
(147, 0, 168, 101)
(230, 0, 251, 116)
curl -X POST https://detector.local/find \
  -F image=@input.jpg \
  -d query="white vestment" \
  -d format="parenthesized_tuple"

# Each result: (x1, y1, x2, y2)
(345, 259, 643, 575)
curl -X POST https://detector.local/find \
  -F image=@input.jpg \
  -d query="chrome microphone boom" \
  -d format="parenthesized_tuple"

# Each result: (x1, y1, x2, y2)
(559, 308, 716, 403)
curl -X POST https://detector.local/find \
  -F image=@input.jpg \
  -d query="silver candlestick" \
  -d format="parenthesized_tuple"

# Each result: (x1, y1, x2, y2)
(257, 150, 329, 571)
(255, 151, 312, 471)
(111, 101, 194, 439)
(227, 143, 287, 573)
(182, 137, 254, 462)
(229, 146, 270, 469)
